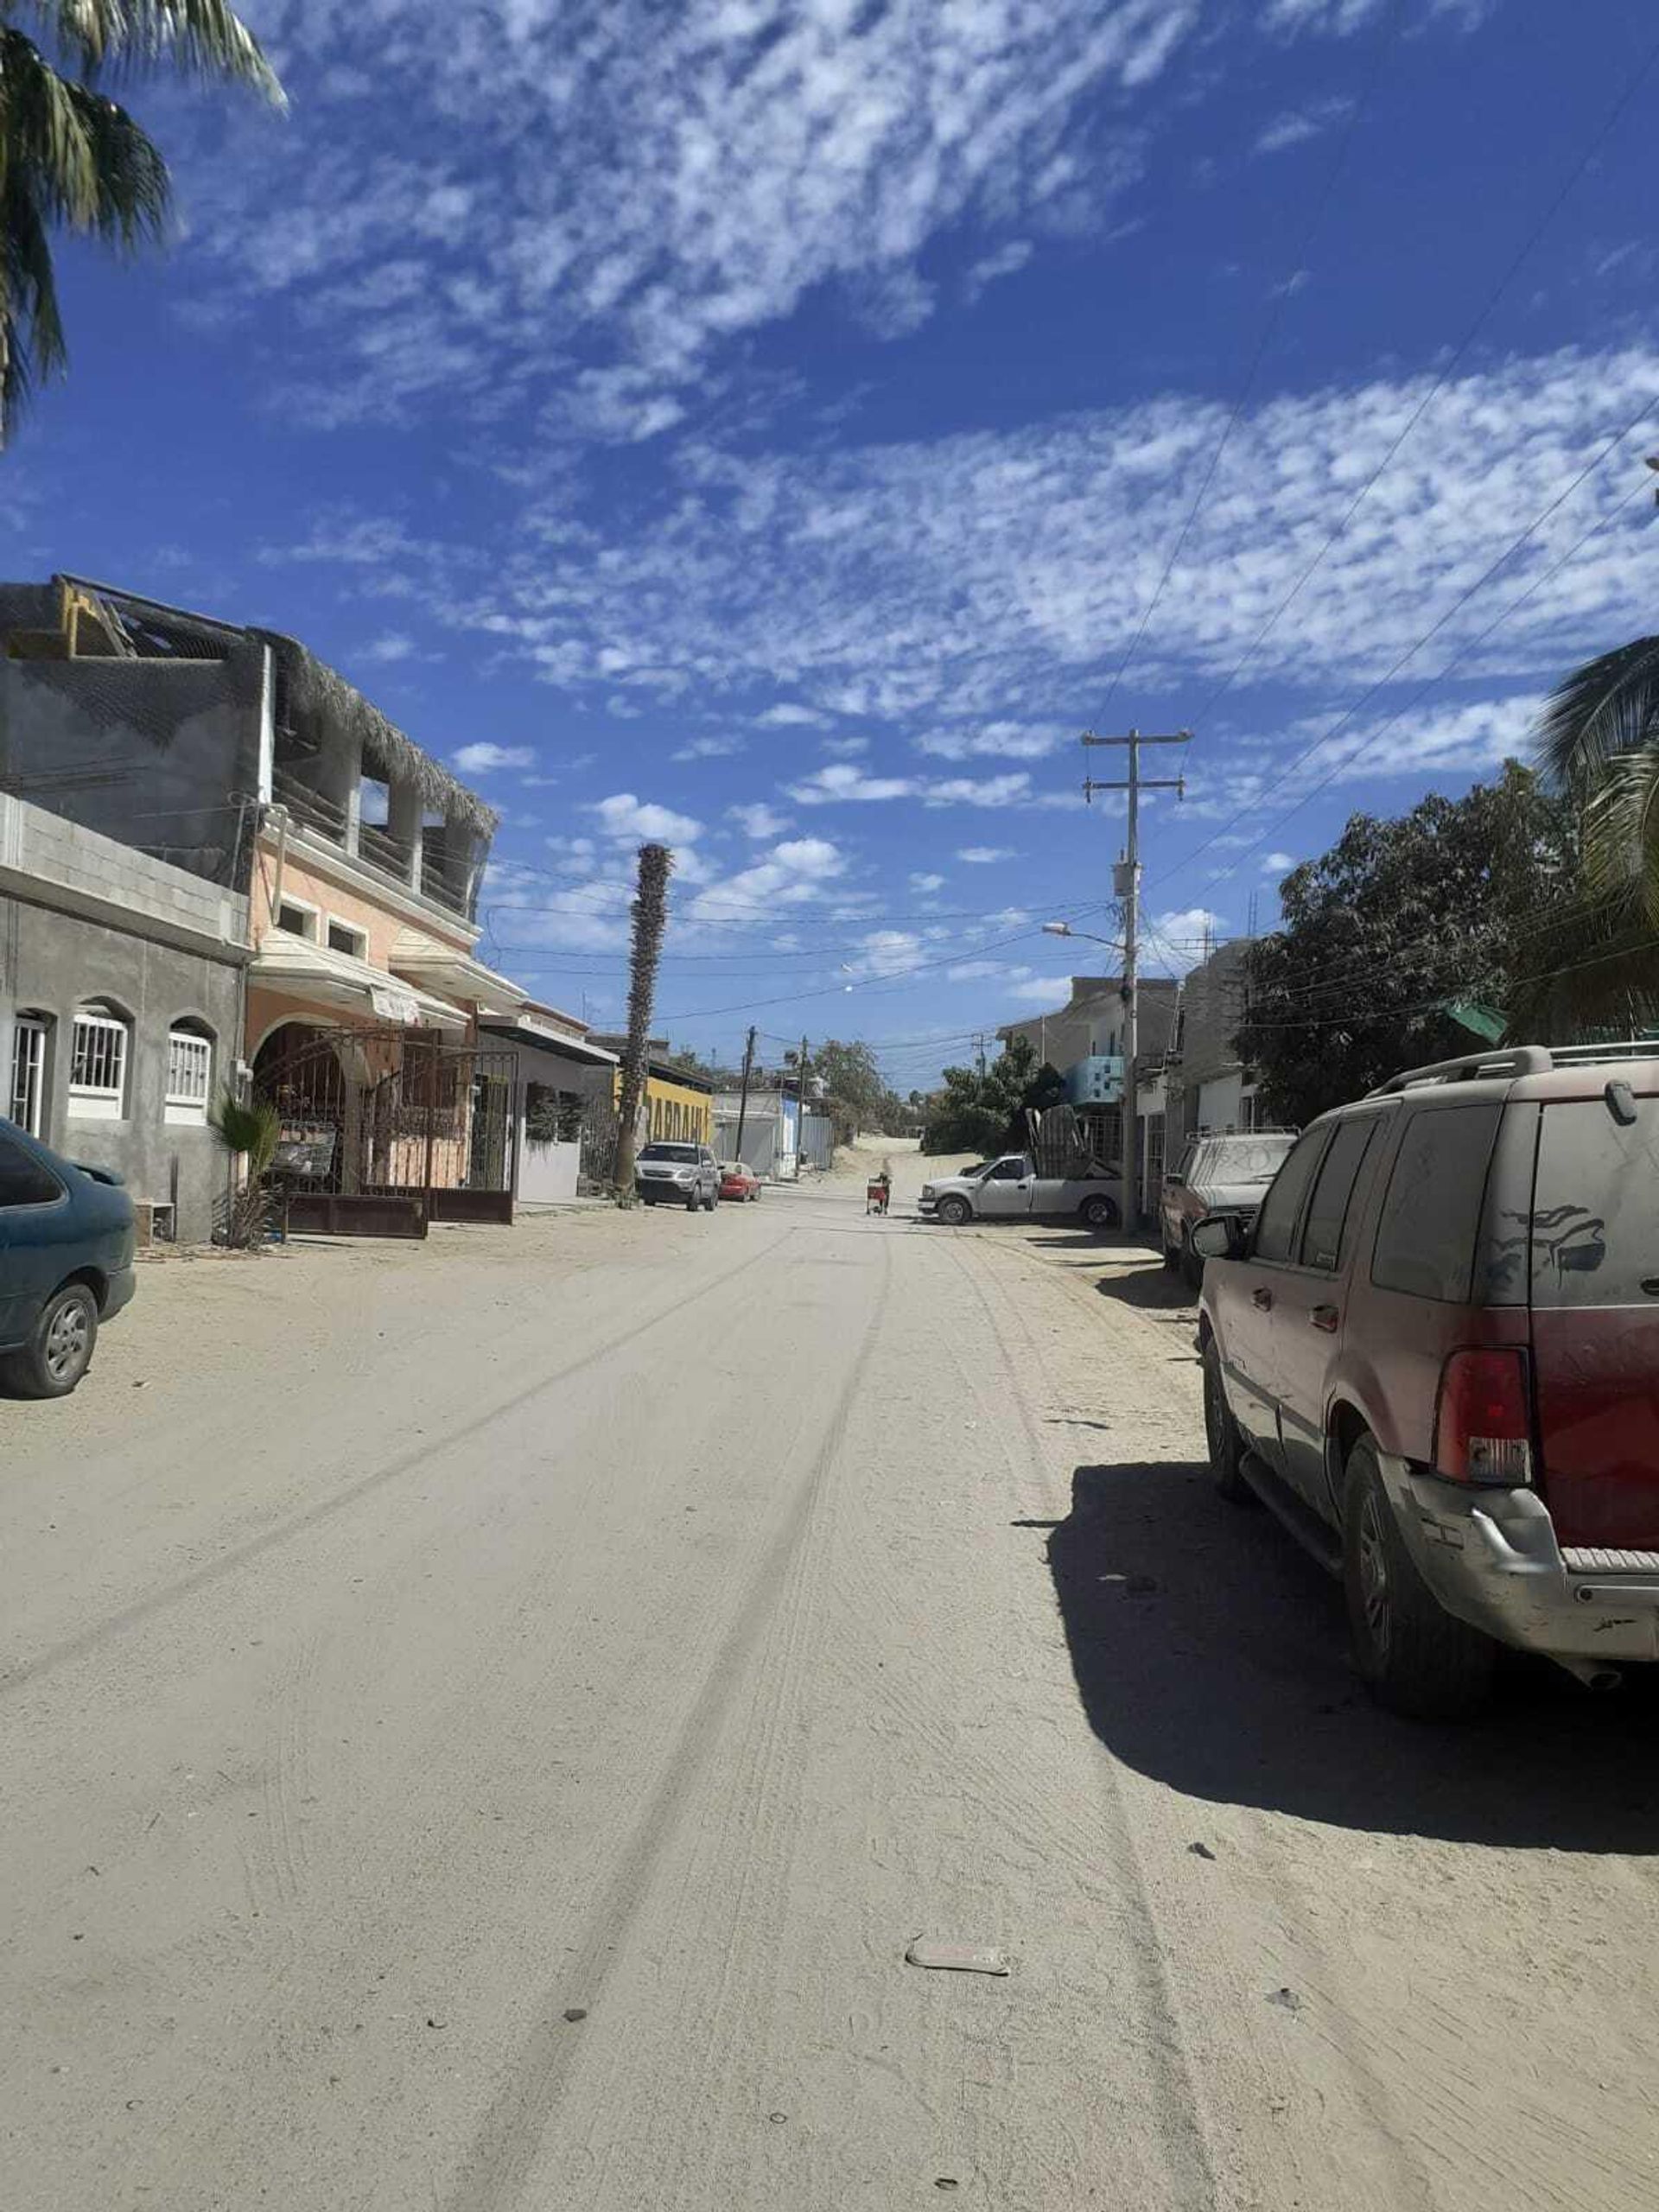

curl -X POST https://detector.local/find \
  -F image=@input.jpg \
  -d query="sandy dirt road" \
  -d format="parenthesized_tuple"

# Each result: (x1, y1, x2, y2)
(4, 1147, 1659, 2209)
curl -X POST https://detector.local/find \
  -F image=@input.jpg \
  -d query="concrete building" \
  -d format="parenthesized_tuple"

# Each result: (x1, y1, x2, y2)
(1162, 939, 1261, 1148)
(588, 1039, 717, 1148)
(1, 792, 250, 1241)
(478, 1002, 619, 1206)
(2, 574, 530, 1230)
(712, 1080, 801, 1179)
(997, 973, 1180, 1075)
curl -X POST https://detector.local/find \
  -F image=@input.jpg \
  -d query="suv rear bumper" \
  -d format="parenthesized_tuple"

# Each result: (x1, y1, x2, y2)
(1378, 1452, 1659, 1665)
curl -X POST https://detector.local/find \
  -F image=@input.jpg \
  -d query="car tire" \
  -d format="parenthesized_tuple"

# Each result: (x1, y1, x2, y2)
(1202, 1339, 1255, 1505)
(1079, 1193, 1119, 1232)
(706, 1188, 718, 1211)
(685, 1190, 699, 1212)
(4, 1280, 99, 1400)
(936, 1194, 971, 1227)
(1342, 1439, 1497, 1720)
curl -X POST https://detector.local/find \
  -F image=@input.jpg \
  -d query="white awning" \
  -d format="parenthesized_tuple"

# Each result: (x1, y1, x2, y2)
(389, 931, 530, 1015)
(478, 1014, 619, 1068)
(251, 937, 471, 1033)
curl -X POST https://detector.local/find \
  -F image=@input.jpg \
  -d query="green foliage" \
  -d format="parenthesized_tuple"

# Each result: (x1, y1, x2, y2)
(1236, 764, 1586, 1127)
(0, 1, 283, 439)
(207, 1085, 279, 1174)
(920, 1032, 1063, 1154)
(809, 1039, 911, 1140)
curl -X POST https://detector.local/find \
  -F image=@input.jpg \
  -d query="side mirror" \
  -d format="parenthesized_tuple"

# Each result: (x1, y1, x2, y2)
(1192, 1216, 1242, 1262)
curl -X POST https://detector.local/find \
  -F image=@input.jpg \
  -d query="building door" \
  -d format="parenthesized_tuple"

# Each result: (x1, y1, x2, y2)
(1141, 1111, 1166, 1224)
(9, 1016, 48, 1137)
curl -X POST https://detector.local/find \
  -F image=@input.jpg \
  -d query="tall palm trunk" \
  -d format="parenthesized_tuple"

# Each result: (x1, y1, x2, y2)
(613, 841, 673, 1197)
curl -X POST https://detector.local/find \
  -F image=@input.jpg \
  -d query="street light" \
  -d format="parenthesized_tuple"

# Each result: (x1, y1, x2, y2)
(1042, 920, 1123, 950)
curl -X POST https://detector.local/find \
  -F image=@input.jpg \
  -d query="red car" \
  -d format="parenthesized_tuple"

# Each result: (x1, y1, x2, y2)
(719, 1160, 761, 1202)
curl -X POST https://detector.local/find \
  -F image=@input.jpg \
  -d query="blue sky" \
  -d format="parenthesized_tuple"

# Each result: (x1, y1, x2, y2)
(6, 0, 1659, 1090)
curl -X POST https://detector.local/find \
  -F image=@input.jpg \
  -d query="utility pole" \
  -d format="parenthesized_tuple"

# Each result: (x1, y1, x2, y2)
(971, 1031, 989, 1081)
(733, 1024, 758, 1166)
(1082, 728, 1190, 1236)
(796, 1034, 810, 1179)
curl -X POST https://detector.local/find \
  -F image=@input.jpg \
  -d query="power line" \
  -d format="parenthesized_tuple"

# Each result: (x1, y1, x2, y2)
(1152, 404, 1659, 895)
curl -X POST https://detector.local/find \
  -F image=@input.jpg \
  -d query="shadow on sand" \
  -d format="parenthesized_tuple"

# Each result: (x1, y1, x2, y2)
(1044, 1458, 1659, 1854)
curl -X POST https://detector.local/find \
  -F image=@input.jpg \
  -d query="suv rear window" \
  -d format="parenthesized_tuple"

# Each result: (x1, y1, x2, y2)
(1371, 1104, 1501, 1301)
(1531, 1096, 1659, 1306)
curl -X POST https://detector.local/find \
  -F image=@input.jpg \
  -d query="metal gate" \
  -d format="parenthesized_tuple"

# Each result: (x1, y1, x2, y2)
(253, 1022, 519, 1237)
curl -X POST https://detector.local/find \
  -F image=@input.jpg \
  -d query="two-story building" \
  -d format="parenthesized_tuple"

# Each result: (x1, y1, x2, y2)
(1, 574, 530, 1233)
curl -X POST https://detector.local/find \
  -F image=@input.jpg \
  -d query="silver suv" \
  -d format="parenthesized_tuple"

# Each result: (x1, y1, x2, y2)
(635, 1141, 721, 1211)
(1195, 1045, 1659, 1718)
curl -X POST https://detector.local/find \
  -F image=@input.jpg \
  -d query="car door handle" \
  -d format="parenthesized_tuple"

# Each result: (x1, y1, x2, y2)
(1309, 1304, 1340, 1333)
(1251, 1287, 1274, 1311)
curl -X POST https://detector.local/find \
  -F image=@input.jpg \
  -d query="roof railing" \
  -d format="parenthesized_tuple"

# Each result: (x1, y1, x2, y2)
(1366, 1047, 1552, 1096)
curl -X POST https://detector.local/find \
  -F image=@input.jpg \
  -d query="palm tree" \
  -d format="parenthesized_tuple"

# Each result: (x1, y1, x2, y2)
(208, 1084, 280, 1247)
(613, 841, 674, 1198)
(0, 0, 283, 441)
(1532, 639, 1659, 1031)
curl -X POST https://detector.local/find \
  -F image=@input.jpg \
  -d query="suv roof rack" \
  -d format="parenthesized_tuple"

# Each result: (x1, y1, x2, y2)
(1367, 1039, 1659, 1097)
(1366, 1047, 1551, 1096)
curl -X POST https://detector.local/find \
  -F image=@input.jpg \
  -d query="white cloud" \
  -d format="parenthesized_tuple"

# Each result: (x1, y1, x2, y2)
(1147, 906, 1226, 972)
(957, 845, 1016, 864)
(787, 765, 915, 805)
(671, 734, 746, 760)
(454, 741, 536, 772)
(915, 721, 1065, 760)
(946, 957, 1027, 982)
(843, 930, 925, 980)
(360, 631, 418, 663)
(821, 735, 871, 758)
(756, 703, 830, 728)
(588, 791, 705, 842)
(1005, 973, 1082, 1004)
(1253, 97, 1353, 156)
(729, 801, 793, 839)
(910, 872, 947, 893)
(963, 238, 1033, 303)
(186, 2, 1234, 430)
(1261, 850, 1297, 872)
(686, 835, 847, 925)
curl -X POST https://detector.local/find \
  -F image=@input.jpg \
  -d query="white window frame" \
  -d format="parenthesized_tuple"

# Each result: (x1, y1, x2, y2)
(9, 1015, 48, 1136)
(69, 1007, 129, 1122)
(325, 915, 368, 961)
(275, 895, 321, 942)
(165, 1027, 213, 1126)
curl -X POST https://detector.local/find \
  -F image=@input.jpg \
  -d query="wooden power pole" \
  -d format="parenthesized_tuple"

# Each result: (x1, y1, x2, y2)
(733, 1024, 758, 1165)
(1082, 728, 1189, 1234)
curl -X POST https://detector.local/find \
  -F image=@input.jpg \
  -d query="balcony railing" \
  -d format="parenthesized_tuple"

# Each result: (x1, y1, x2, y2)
(269, 768, 472, 918)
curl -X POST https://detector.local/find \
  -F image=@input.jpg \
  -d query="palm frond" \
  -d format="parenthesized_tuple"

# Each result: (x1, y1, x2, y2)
(208, 1087, 280, 1175)
(23, 0, 285, 105)
(1579, 745, 1659, 919)
(1536, 637, 1659, 790)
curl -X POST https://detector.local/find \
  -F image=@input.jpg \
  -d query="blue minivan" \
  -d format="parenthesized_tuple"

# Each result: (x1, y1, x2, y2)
(0, 1116, 137, 1398)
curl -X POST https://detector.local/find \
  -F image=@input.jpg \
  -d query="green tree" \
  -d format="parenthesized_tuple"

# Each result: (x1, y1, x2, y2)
(811, 1039, 889, 1141)
(208, 1084, 279, 1248)
(920, 1033, 1059, 1154)
(1236, 764, 1580, 1127)
(0, 0, 283, 440)
(613, 842, 673, 1196)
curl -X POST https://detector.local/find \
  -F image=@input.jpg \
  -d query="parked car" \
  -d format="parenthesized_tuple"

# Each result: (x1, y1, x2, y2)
(635, 1141, 722, 1211)
(719, 1160, 761, 1202)
(0, 1115, 137, 1397)
(918, 1153, 1122, 1230)
(1161, 1128, 1298, 1285)
(1194, 1044, 1659, 1719)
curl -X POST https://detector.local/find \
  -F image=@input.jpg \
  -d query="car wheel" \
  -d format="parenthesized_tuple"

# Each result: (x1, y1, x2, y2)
(936, 1194, 971, 1227)
(1079, 1193, 1119, 1232)
(685, 1189, 699, 1211)
(706, 1187, 718, 1211)
(1202, 1339, 1254, 1505)
(4, 1280, 99, 1400)
(1343, 1438, 1497, 1720)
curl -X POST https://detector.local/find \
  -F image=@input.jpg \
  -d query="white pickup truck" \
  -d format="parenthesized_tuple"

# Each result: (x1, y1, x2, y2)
(917, 1153, 1123, 1230)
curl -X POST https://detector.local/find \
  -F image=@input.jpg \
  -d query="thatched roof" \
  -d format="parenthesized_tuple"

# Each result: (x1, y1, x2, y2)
(251, 630, 499, 836)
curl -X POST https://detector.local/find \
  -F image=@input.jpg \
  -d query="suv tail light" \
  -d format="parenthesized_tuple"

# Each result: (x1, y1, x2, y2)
(1433, 1348, 1534, 1484)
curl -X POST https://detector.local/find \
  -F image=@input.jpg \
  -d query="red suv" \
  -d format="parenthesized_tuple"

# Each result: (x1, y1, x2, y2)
(1194, 1045, 1659, 1718)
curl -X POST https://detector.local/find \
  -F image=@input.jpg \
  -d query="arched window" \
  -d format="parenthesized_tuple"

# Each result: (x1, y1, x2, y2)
(69, 1001, 130, 1121)
(166, 1020, 215, 1125)
(8, 1009, 50, 1136)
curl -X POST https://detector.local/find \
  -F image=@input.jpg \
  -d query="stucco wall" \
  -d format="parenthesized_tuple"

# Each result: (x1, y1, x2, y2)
(1, 896, 244, 1241)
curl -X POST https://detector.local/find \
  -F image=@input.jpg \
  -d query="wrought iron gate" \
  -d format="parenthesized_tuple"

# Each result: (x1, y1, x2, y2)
(253, 1022, 519, 1236)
